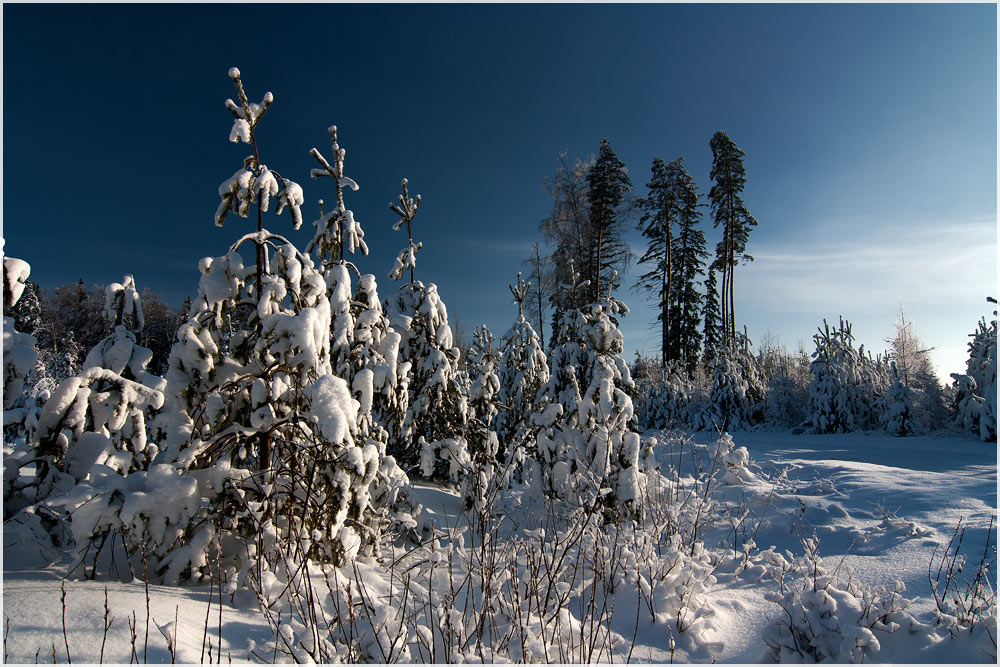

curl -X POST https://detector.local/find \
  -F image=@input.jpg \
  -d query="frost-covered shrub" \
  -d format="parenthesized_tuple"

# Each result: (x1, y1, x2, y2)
(951, 305, 997, 441)
(763, 537, 918, 663)
(531, 271, 652, 520)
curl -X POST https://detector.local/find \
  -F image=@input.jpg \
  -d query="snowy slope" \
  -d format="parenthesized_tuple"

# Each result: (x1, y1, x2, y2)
(3, 430, 995, 663)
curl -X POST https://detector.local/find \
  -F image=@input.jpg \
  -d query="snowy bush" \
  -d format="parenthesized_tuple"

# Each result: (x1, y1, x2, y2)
(763, 536, 918, 663)
(16, 274, 168, 575)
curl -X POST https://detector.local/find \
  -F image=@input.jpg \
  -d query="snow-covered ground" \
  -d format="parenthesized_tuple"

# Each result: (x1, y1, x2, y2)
(4, 430, 995, 663)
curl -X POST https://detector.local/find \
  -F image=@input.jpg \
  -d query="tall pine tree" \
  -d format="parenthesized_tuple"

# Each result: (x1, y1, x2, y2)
(636, 156, 705, 371)
(635, 157, 675, 368)
(708, 131, 757, 348)
(586, 138, 632, 302)
(669, 160, 708, 373)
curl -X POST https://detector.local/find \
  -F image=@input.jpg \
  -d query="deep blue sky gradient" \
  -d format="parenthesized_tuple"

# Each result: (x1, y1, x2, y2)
(3, 3, 996, 376)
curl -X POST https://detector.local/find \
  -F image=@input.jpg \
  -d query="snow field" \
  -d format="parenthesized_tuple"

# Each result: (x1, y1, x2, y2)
(4, 429, 994, 663)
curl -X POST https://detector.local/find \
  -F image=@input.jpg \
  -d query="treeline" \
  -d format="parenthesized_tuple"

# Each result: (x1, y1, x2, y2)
(630, 308, 996, 441)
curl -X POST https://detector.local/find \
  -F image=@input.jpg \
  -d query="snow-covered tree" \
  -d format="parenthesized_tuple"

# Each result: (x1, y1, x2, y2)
(306, 125, 366, 270)
(806, 318, 883, 434)
(385, 179, 470, 482)
(3, 252, 44, 520)
(886, 306, 947, 431)
(465, 324, 500, 462)
(21, 274, 168, 575)
(531, 265, 651, 520)
(693, 338, 763, 432)
(761, 343, 811, 429)
(951, 300, 997, 441)
(147, 70, 400, 585)
(641, 361, 697, 431)
(495, 273, 550, 465)
(4, 254, 38, 411)
(883, 362, 917, 437)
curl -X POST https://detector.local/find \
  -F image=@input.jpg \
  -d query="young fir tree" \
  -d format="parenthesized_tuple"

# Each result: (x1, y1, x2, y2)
(693, 333, 764, 432)
(150, 70, 398, 584)
(950, 299, 997, 441)
(385, 179, 471, 482)
(531, 263, 654, 520)
(702, 268, 724, 364)
(465, 324, 501, 465)
(886, 307, 946, 431)
(642, 360, 696, 430)
(806, 318, 882, 434)
(884, 362, 917, 437)
(3, 255, 37, 411)
(305, 125, 413, 528)
(708, 131, 757, 348)
(586, 138, 633, 302)
(495, 273, 550, 470)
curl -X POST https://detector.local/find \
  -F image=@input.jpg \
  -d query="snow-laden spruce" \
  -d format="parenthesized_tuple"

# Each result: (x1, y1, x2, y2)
(693, 340, 764, 432)
(495, 273, 550, 471)
(642, 361, 698, 430)
(951, 301, 997, 441)
(23, 275, 167, 576)
(147, 70, 409, 585)
(806, 318, 887, 434)
(883, 362, 918, 437)
(530, 266, 655, 519)
(385, 180, 471, 482)
(304, 125, 414, 529)
(3, 254, 38, 411)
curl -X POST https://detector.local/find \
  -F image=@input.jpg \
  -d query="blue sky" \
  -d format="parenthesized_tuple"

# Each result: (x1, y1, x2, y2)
(3, 3, 996, 379)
